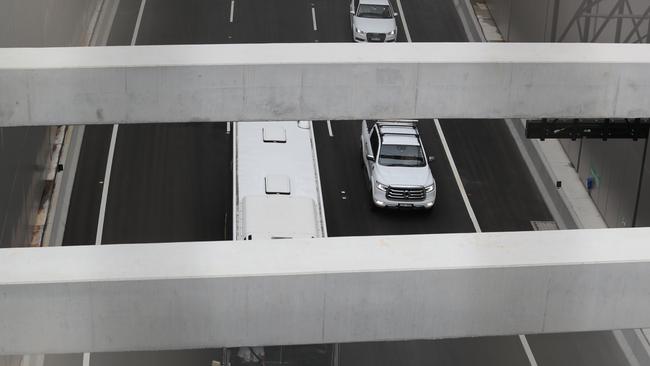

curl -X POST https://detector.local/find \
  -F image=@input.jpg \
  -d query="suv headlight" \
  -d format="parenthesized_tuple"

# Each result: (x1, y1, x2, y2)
(355, 27, 365, 34)
(388, 29, 396, 35)
(425, 183, 435, 193)
(376, 182, 388, 191)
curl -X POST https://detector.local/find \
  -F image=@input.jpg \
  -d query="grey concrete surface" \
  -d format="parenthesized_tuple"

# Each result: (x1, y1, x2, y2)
(485, 0, 650, 42)
(576, 139, 646, 227)
(0, 0, 102, 47)
(2, 228, 650, 354)
(3, 43, 650, 127)
(0, 0, 105, 248)
(90, 349, 222, 366)
(0, 356, 20, 366)
(0, 126, 53, 247)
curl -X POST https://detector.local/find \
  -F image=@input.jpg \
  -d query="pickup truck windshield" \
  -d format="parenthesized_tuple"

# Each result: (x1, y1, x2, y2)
(378, 144, 426, 167)
(357, 4, 392, 18)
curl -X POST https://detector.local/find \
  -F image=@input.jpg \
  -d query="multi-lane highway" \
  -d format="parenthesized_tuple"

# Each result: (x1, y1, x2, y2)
(61, 0, 635, 365)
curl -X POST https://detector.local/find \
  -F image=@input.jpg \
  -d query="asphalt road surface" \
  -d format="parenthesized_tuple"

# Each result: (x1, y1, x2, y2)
(61, 0, 635, 365)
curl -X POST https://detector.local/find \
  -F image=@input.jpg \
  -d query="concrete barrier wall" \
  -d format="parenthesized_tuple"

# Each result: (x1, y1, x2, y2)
(0, 126, 53, 248)
(0, 0, 103, 248)
(1, 228, 650, 354)
(486, 0, 650, 42)
(0, 0, 103, 48)
(1, 43, 650, 127)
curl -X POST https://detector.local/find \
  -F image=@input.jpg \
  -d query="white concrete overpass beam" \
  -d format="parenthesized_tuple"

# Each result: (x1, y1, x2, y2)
(1, 228, 650, 354)
(1, 43, 649, 126)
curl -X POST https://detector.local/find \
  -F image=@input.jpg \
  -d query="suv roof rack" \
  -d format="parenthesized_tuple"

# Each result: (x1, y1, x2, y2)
(376, 120, 419, 137)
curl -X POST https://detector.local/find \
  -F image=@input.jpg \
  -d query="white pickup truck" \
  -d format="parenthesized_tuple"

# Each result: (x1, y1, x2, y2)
(361, 120, 436, 209)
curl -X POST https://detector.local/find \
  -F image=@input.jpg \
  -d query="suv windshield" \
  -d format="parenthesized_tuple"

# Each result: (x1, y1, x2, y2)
(378, 144, 426, 167)
(357, 4, 392, 18)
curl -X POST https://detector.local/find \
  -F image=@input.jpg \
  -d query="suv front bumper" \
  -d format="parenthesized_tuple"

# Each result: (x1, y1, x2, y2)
(371, 186, 436, 209)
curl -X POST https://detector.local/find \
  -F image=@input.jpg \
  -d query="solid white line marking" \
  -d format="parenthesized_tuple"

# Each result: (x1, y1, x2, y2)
(398, 13, 479, 233)
(634, 329, 650, 358)
(613, 330, 641, 366)
(394, 0, 411, 42)
(95, 124, 118, 245)
(232, 123, 239, 239)
(230, 0, 235, 23)
(311, 6, 318, 31)
(519, 335, 539, 366)
(96, 0, 143, 246)
(434, 119, 481, 232)
(131, 0, 147, 45)
(327, 120, 333, 137)
(82, 352, 90, 366)
(390, 2, 531, 365)
(309, 121, 329, 238)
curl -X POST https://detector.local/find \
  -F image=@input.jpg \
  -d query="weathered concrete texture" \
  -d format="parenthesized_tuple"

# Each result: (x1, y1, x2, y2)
(0, 0, 102, 248)
(0, 126, 53, 247)
(1, 43, 650, 127)
(0, 356, 21, 366)
(1, 228, 650, 354)
(485, 0, 650, 42)
(0, 0, 102, 48)
(575, 139, 647, 227)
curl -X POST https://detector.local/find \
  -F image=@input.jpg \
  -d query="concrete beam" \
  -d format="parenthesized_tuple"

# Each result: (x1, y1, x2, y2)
(1, 43, 649, 126)
(2, 228, 650, 354)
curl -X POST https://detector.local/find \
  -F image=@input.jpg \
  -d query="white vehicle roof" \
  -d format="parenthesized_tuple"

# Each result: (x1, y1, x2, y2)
(234, 121, 326, 240)
(241, 195, 318, 240)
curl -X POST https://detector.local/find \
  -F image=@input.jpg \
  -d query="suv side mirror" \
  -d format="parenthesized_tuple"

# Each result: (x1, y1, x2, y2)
(366, 154, 375, 162)
(394, 12, 399, 17)
(428, 156, 435, 162)
(351, 10, 356, 15)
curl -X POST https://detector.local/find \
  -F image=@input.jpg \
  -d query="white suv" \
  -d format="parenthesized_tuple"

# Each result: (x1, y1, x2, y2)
(350, 0, 398, 42)
(361, 121, 436, 209)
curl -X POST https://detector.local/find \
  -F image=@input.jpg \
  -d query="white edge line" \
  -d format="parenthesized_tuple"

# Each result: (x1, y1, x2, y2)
(84, 0, 106, 46)
(232, 122, 239, 240)
(96, 0, 143, 245)
(634, 329, 650, 358)
(230, 0, 235, 23)
(95, 124, 119, 245)
(94, 0, 122, 46)
(309, 121, 328, 238)
(131, 0, 147, 46)
(613, 330, 641, 366)
(394, 0, 411, 42)
(82, 352, 90, 366)
(46, 126, 85, 247)
(311, 6, 318, 31)
(327, 120, 333, 137)
(433, 119, 481, 233)
(519, 335, 539, 366)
